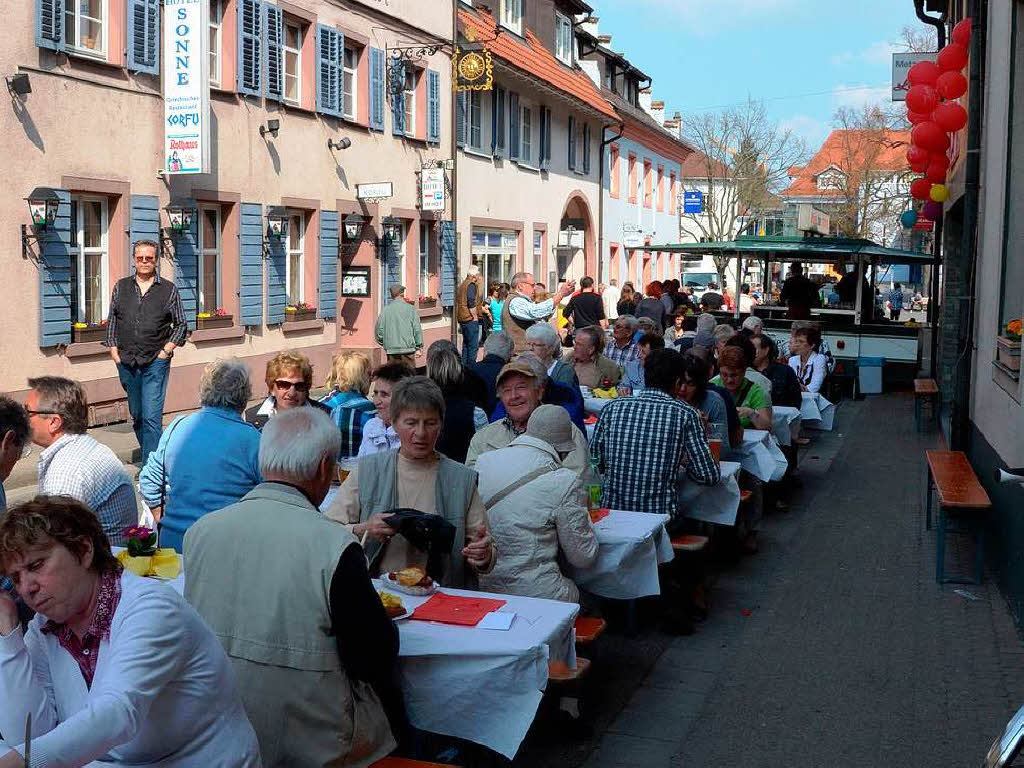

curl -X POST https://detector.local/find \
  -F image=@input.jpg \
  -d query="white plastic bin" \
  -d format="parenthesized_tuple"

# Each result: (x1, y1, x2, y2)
(858, 356, 885, 394)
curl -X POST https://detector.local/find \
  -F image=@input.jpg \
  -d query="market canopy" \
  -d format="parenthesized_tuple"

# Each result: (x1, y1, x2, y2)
(654, 236, 938, 265)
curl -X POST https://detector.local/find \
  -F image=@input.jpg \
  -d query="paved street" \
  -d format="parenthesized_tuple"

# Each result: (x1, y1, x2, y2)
(511, 393, 1024, 767)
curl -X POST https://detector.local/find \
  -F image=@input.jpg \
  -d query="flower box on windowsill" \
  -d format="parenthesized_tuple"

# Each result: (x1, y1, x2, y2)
(285, 309, 317, 322)
(418, 298, 437, 309)
(997, 335, 1021, 371)
(72, 325, 106, 343)
(197, 314, 234, 330)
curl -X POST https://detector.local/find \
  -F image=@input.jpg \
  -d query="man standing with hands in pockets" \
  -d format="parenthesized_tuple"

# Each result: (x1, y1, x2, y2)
(104, 240, 189, 465)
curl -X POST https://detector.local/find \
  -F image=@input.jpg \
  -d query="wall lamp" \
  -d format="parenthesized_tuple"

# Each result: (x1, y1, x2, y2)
(259, 119, 280, 139)
(381, 216, 401, 242)
(6, 73, 31, 98)
(266, 206, 289, 240)
(328, 136, 352, 151)
(164, 202, 196, 236)
(343, 213, 366, 240)
(21, 186, 61, 258)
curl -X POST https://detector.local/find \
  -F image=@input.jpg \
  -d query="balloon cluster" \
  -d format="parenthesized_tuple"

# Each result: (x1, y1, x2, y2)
(900, 18, 971, 228)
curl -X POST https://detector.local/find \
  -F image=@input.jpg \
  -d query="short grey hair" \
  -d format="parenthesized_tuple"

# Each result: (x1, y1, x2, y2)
(524, 323, 561, 355)
(713, 324, 737, 343)
(199, 359, 252, 413)
(696, 313, 717, 333)
(426, 342, 463, 391)
(510, 272, 532, 289)
(514, 352, 548, 389)
(741, 316, 764, 333)
(259, 407, 339, 482)
(390, 375, 446, 423)
(614, 314, 639, 332)
(27, 376, 88, 435)
(483, 331, 514, 362)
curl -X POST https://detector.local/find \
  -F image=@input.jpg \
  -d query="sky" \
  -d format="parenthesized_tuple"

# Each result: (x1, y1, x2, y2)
(589, 0, 924, 152)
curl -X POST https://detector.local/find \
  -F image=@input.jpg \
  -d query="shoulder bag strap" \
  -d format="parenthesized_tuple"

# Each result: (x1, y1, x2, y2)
(483, 462, 558, 511)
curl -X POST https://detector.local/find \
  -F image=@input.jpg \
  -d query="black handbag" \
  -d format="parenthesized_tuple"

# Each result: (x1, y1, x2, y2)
(366, 508, 456, 583)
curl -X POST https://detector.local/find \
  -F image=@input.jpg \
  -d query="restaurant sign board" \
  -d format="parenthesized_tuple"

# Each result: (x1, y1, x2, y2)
(163, 0, 210, 174)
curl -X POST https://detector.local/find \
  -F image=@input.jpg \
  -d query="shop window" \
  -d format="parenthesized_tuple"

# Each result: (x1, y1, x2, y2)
(69, 196, 109, 326)
(209, 1, 222, 87)
(287, 213, 304, 304)
(199, 206, 221, 313)
(469, 91, 483, 149)
(999, 2, 1024, 379)
(343, 46, 358, 120)
(555, 13, 574, 65)
(283, 20, 302, 106)
(472, 229, 517, 286)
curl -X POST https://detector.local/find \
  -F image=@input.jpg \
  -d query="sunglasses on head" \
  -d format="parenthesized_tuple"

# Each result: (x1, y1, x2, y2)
(274, 379, 310, 392)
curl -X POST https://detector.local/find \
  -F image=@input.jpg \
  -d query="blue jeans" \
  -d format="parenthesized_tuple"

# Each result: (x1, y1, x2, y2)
(117, 357, 171, 465)
(460, 320, 480, 366)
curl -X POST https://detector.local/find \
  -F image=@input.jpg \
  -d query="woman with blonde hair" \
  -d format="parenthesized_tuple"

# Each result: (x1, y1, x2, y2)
(321, 351, 376, 459)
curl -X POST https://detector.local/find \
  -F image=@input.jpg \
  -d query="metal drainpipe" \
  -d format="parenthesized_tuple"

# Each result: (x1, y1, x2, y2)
(914, 0, 947, 379)
(598, 121, 625, 285)
(951, 0, 987, 451)
(450, 5, 460, 344)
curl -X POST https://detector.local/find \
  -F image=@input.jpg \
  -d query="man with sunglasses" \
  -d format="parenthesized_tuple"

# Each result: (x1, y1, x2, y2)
(245, 350, 332, 430)
(104, 240, 189, 465)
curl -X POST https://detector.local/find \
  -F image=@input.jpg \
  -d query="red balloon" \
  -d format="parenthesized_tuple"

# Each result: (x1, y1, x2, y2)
(952, 18, 971, 47)
(933, 101, 969, 132)
(937, 43, 969, 72)
(937, 71, 968, 100)
(929, 152, 950, 171)
(907, 109, 931, 125)
(907, 145, 929, 172)
(907, 61, 941, 87)
(911, 178, 932, 200)
(912, 121, 949, 152)
(906, 85, 939, 114)
(925, 163, 947, 183)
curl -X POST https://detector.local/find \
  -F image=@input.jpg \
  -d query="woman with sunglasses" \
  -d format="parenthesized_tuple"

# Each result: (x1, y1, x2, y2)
(244, 350, 332, 430)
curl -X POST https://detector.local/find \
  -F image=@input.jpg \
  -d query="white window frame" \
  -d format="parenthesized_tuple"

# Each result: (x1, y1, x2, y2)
(286, 213, 304, 304)
(555, 13, 574, 65)
(70, 196, 109, 325)
(520, 104, 533, 164)
(283, 20, 302, 106)
(419, 222, 431, 298)
(209, 1, 222, 88)
(64, 0, 108, 58)
(471, 228, 517, 286)
(343, 46, 358, 120)
(500, 0, 522, 35)
(469, 90, 483, 149)
(404, 68, 417, 137)
(383, 222, 408, 307)
(198, 205, 221, 313)
(532, 230, 543, 279)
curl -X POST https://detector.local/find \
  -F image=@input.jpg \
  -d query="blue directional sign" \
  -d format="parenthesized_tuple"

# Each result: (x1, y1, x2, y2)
(683, 191, 703, 214)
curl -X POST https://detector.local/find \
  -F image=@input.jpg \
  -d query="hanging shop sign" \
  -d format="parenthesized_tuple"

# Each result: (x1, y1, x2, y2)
(453, 46, 493, 92)
(163, 0, 210, 174)
(420, 168, 446, 211)
(892, 52, 937, 101)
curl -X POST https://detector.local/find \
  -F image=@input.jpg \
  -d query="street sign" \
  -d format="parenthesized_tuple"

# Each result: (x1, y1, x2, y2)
(892, 52, 937, 101)
(420, 168, 445, 211)
(356, 182, 394, 200)
(683, 191, 703, 214)
(163, 0, 210, 174)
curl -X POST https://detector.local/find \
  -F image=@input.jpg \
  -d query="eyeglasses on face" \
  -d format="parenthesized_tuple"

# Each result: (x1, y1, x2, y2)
(135, 255, 156, 263)
(274, 379, 310, 392)
(25, 410, 58, 417)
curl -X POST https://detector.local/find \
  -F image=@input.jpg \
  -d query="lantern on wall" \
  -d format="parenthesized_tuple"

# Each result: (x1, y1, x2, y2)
(343, 214, 366, 241)
(164, 202, 196, 236)
(266, 206, 289, 239)
(25, 187, 61, 230)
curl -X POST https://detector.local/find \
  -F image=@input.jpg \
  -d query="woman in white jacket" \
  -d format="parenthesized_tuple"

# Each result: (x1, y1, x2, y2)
(0, 496, 260, 768)
(475, 405, 599, 603)
(788, 325, 828, 394)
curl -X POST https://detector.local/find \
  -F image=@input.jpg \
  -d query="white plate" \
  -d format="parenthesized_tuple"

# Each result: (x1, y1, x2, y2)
(383, 572, 438, 596)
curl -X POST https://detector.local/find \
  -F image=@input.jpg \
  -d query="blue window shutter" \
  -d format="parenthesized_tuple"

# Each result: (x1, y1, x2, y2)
(391, 60, 406, 136)
(492, 87, 506, 157)
(36, 0, 65, 51)
(456, 91, 467, 147)
(316, 25, 344, 117)
(237, 0, 263, 96)
(127, 0, 160, 74)
(129, 195, 161, 275)
(509, 92, 520, 161)
(239, 203, 264, 326)
(440, 220, 456, 308)
(266, 223, 286, 324)
(427, 70, 441, 143)
(568, 115, 576, 171)
(264, 4, 284, 101)
(582, 123, 591, 174)
(318, 211, 339, 319)
(38, 189, 71, 348)
(369, 48, 385, 131)
(172, 200, 199, 327)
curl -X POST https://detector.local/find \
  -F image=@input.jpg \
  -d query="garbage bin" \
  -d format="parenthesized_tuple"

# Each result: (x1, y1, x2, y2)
(858, 356, 885, 394)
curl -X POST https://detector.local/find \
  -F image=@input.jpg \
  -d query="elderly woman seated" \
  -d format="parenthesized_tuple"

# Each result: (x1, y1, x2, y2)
(712, 347, 772, 431)
(245, 349, 331, 430)
(475, 405, 598, 603)
(140, 359, 262, 553)
(788, 324, 829, 394)
(326, 376, 496, 588)
(470, 354, 589, 470)
(320, 351, 376, 459)
(0, 496, 260, 766)
(525, 322, 579, 389)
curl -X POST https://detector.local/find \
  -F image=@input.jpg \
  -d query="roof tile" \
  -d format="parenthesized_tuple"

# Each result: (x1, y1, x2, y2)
(781, 129, 911, 198)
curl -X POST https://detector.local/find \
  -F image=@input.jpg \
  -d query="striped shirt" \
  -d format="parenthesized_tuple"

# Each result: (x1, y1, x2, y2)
(603, 339, 639, 368)
(591, 389, 720, 516)
(321, 390, 377, 460)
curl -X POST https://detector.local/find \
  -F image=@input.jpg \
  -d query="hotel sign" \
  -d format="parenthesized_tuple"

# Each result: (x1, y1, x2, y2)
(420, 168, 446, 211)
(163, 0, 210, 174)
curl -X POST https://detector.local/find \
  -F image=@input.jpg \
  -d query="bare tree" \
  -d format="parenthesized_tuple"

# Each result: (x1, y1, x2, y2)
(679, 98, 807, 286)
(897, 24, 935, 53)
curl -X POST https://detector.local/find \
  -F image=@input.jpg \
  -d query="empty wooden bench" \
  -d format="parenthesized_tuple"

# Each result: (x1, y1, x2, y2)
(925, 450, 992, 584)
(914, 378, 939, 432)
(574, 616, 607, 645)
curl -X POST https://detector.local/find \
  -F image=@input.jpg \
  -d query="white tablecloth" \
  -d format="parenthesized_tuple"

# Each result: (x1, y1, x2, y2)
(800, 391, 836, 431)
(736, 430, 789, 482)
(566, 511, 673, 600)
(771, 406, 802, 447)
(583, 397, 613, 416)
(679, 461, 742, 526)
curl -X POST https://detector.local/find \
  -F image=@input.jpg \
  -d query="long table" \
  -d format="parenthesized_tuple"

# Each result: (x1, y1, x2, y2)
(733, 429, 788, 482)
(772, 405, 802, 447)
(679, 460, 742, 526)
(566, 511, 673, 600)
(801, 391, 836, 431)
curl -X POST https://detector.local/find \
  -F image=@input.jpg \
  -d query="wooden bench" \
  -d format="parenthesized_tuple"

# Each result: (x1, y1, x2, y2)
(548, 657, 591, 682)
(574, 616, 607, 645)
(371, 758, 458, 768)
(925, 450, 992, 584)
(914, 378, 940, 432)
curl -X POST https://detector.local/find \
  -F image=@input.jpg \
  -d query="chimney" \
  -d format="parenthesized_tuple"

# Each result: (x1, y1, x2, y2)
(639, 89, 653, 116)
(597, 34, 612, 46)
(649, 99, 665, 125)
(580, 16, 600, 38)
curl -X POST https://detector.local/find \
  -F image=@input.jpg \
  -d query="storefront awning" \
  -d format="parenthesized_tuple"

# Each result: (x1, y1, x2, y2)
(653, 236, 938, 265)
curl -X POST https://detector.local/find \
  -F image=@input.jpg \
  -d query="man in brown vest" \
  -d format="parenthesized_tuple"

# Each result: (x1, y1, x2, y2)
(501, 272, 576, 353)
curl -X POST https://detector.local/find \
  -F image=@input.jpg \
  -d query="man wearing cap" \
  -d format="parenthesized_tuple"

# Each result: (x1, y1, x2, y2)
(502, 272, 577, 354)
(466, 356, 589, 473)
(475, 405, 598, 603)
(375, 283, 423, 366)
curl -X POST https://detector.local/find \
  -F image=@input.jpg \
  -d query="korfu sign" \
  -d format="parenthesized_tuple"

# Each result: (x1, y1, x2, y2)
(163, 0, 210, 174)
